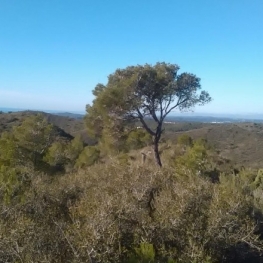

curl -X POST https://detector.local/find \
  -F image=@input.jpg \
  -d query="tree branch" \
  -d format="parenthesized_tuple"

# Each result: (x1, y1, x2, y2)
(142, 102, 160, 124)
(160, 98, 164, 121)
(136, 108, 155, 136)
(163, 96, 188, 119)
(151, 107, 160, 124)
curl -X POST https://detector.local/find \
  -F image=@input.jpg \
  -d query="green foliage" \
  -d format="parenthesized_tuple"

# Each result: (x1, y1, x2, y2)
(44, 141, 67, 167)
(177, 133, 193, 148)
(13, 114, 55, 165)
(0, 165, 32, 204)
(0, 114, 59, 203)
(253, 168, 263, 188)
(44, 135, 85, 172)
(0, 132, 18, 167)
(176, 138, 210, 174)
(126, 129, 152, 150)
(127, 243, 155, 263)
(135, 243, 155, 263)
(66, 134, 84, 162)
(99, 126, 128, 155)
(0, 114, 56, 170)
(117, 153, 130, 166)
(0, 114, 88, 174)
(85, 62, 211, 166)
(75, 145, 100, 168)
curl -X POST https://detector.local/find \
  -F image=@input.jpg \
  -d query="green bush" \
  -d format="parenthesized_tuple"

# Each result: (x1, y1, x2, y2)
(177, 133, 193, 148)
(175, 138, 210, 175)
(126, 129, 152, 150)
(75, 145, 100, 168)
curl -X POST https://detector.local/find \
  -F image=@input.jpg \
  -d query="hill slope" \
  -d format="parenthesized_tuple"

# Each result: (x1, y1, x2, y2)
(1, 111, 263, 168)
(0, 110, 91, 143)
(164, 122, 263, 169)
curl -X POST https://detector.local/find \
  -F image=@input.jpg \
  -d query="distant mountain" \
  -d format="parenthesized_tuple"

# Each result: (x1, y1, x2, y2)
(0, 108, 85, 119)
(51, 112, 84, 119)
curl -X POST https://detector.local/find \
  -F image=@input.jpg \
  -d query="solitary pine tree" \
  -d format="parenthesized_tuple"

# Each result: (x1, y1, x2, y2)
(85, 62, 211, 167)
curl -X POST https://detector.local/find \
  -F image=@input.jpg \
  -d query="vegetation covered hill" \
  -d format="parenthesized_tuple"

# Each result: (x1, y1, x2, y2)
(0, 110, 82, 134)
(0, 110, 93, 144)
(1, 111, 263, 262)
(1, 111, 263, 169)
(164, 122, 263, 169)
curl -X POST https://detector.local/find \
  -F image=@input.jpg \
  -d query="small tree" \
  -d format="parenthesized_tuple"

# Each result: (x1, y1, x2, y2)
(15, 115, 55, 163)
(0, 114, 55, 169)
(44, 141, 67, 168)
(86, 62, 211, 167)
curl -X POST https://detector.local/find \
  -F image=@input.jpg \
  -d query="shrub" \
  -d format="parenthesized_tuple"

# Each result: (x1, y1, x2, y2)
(1, 159, 262, 262)
(75, 146, 100, 168)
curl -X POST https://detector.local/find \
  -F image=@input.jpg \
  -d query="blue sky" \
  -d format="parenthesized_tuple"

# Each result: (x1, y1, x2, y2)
(0, 0, 262, 114)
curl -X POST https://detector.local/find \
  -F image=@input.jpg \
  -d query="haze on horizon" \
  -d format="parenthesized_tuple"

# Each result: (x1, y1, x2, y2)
(0, 1, 262, 115)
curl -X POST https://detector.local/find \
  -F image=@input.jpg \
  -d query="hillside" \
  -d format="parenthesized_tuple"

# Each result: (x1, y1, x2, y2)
(1, 111, 263, 169)
(164, 122, 263, 169)
(1, 112, 263, 263)
(0, 110, 93, 144)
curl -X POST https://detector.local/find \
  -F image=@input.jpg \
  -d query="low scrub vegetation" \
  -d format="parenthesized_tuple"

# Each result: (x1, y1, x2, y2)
(1, 110, 263, 262)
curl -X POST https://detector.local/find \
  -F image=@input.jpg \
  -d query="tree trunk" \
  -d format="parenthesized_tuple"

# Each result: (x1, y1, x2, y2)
(153, 140, 162, 167)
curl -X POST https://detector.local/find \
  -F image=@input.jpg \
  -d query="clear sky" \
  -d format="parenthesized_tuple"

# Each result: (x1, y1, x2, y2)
(0, 0, 262, 114)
